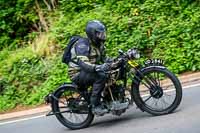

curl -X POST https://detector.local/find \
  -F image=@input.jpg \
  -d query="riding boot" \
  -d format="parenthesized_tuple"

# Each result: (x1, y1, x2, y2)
(90, 96, 108, 116)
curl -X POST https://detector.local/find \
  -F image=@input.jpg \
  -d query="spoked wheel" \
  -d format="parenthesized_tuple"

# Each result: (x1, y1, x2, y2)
(132, 67, 182, 115)
(52, 88, 94, 130)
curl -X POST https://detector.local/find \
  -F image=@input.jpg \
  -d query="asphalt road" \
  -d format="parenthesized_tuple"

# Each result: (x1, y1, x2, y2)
(1, 85, 200, 133)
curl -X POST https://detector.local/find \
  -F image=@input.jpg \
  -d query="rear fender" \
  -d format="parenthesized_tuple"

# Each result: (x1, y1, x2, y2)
(53, 83, 78, 95)
(45, 83, 78, 104)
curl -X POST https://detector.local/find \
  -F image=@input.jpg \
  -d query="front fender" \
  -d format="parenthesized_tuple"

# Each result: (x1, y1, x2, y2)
(140, 65, 166, 72)
(131, 65, 167, 89)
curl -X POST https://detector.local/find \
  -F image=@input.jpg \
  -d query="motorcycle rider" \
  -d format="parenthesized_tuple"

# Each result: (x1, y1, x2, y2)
(68, 20, 113, 115)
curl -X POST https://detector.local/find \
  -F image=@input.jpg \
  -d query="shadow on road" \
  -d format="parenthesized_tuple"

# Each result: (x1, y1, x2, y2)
(63, 106, 184, 132)
(91, 111, 151, 128)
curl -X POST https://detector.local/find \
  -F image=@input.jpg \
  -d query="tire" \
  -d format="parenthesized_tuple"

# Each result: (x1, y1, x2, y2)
(132, 66, 182, 116)
(52, 87, 94, 130)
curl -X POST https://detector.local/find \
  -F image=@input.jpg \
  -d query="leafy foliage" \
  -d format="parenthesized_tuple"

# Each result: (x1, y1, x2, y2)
(0, 0, 200, 112)
(0, 0, 38, 49)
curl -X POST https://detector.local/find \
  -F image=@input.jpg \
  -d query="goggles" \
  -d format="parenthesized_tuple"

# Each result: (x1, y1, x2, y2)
(96, 31, 106, 41)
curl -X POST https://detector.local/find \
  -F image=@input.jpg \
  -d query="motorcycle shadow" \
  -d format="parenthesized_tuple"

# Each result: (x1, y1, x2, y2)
(91, 108, 182, 129)
(62, 108, 182, 131)
(91, 110, 151, 128)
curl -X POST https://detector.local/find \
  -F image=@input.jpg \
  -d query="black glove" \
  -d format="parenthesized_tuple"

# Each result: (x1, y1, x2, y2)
(104, 57, 114, 63)
(95, 63, 111, 72)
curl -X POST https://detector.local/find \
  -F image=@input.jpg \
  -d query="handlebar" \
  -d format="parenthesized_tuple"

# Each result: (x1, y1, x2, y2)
(115, 48, 140, 62)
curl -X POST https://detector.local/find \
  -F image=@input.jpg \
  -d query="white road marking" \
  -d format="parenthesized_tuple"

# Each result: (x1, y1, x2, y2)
(0, 115, 45, 126)
(0, 83, 200, 126)
(142, 83, 200, 97)
(142, 89, 176, 97)
(183, 83, 200, 89)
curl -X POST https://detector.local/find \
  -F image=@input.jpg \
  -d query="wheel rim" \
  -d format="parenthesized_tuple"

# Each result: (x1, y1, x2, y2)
(55, 89, 90, 125)
(138, 70, 177, 112)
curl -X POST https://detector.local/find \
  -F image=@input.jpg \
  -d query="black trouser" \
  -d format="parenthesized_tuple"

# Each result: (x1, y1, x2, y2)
(72, 70, 107, 106)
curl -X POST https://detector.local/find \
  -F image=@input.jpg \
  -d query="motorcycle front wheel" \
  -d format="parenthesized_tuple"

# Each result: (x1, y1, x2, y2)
(132, 67, 182, 115)
(52, 87, 94, 130)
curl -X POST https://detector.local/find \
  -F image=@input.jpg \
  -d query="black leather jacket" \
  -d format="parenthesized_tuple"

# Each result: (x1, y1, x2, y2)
(68, 37, 109, 78)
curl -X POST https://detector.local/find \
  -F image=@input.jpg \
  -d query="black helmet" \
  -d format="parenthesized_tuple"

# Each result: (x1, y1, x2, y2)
(85, 20, 106, 46)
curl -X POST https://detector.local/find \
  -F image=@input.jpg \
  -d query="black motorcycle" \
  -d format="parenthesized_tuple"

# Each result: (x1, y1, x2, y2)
(45, 48, 182, 130)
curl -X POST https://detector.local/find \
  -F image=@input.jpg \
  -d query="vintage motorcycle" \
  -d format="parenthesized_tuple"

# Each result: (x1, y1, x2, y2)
(45, 48, 182, 130)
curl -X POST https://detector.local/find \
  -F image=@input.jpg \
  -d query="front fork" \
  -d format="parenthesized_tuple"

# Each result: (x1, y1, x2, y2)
(130, 67, 162, 95)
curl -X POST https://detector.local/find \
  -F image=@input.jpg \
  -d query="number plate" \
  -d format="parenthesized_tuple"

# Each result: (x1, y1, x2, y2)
(144, 59, 164, 66)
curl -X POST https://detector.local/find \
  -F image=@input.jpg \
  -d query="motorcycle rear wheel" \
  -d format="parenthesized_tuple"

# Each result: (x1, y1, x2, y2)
(52, 87, 94, 130)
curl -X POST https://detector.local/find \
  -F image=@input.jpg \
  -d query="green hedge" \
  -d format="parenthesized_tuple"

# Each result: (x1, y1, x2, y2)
(0, 0, 200, 111)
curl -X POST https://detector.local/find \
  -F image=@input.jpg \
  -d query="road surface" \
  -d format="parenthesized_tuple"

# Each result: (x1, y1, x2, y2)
(1, 85, 200, 133)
